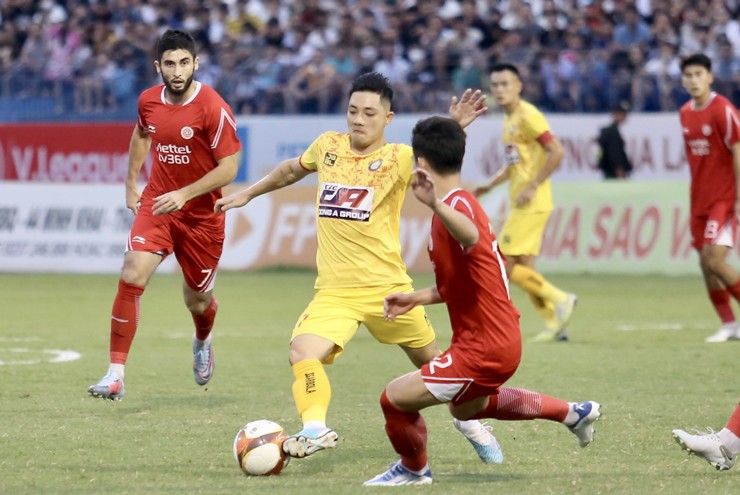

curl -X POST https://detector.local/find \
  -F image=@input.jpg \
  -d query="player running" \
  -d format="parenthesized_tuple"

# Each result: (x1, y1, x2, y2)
(88, 29, 241, 400)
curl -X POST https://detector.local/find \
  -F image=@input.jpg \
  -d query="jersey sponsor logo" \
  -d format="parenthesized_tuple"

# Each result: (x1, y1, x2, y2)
(504, 144, 520, 166)
(368, 158, 382, 171)
(155, 143, 193, 165)
(180, 126, 194, 139)
(323, 152, 337, 167)
(687, 138, 710, 156)
(317, 182, 374, 222)
(702, 124, 712, 136)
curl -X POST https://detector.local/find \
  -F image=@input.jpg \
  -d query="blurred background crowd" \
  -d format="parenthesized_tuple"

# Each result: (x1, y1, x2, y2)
(1, 0, 739, 120)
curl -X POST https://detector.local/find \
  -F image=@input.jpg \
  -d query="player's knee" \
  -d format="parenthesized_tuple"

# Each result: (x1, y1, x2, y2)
(703, 251, 727, 274)
(119, 267, 148, 286)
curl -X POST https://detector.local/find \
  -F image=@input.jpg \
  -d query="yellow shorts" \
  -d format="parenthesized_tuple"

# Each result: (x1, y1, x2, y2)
(499, 210, 551, 256)
(291, 283, 436, 364)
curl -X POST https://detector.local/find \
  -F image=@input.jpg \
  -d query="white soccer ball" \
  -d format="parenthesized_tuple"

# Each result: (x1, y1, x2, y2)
(233, 419, 289, 476)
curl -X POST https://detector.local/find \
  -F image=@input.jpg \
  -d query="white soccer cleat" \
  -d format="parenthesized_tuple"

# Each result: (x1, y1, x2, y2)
(672, 429, 737, 471)
(193, 335, 215, 386)
(363, 460, 433, 486)
(567, 401, 601, 447)
(704, 323, 740, 343)
(453, 419, 504, 464)
(554, 293, 578, 333)
(88, 370, 125, 400)
(282, 427, 338, 458)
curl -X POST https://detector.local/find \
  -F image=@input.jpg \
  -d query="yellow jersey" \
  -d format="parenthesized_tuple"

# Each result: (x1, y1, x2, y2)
(300, 131, 414, 289)
(502, 100, 554, 213)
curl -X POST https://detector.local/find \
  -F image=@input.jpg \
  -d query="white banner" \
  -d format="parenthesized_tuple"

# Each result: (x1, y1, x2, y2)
(237, 113, 688, 184)
(0, 181, 712, 276)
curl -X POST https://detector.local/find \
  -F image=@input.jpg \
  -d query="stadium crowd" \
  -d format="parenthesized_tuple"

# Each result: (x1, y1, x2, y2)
(1, 0, 739, 117)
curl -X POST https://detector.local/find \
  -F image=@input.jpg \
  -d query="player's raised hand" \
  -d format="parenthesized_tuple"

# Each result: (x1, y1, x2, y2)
(411, 167, 438, 208)
(214, 191, 249, 213)
(449, 88, 488, 129)
(384, 292, 416, 320)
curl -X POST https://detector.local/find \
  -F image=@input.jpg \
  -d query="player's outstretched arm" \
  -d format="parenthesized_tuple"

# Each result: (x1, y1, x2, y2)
(384, 287, 443, 320)
(214, 157, 311, 213)
(449, 88, 488, 129)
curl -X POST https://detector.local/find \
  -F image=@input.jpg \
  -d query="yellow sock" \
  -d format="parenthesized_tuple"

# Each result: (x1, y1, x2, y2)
(292, 359, 331, 424)
(510, 264, 567, 304)
(529, 293, 557, 329)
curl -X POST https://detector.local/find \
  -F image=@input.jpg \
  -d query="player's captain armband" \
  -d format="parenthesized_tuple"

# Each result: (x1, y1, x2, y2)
(536, 131, 554, 147)
(504, 144, 520, 166)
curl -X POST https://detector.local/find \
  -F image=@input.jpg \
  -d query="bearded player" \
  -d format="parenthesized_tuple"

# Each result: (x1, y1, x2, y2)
(88, 29, 242, 400)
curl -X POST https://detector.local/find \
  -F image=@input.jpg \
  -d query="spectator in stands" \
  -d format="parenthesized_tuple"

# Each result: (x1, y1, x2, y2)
(3, 21, 45, 98)
(2, 0, 740, 118)
(285, 50, 336, 113)
(613, 6, 651, 49)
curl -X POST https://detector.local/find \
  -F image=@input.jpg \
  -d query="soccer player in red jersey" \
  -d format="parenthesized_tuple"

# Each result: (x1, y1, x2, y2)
(364, 117, 601, 486)
(679, 53, 740, 343)
(88, 29, 242, 400)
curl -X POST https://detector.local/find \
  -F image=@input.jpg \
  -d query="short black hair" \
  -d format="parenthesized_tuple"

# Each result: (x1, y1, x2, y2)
(491, 63, 521, 80)
(680, 53, 712, 73)
(156, 29, 197, 61)
(349, 72, 394, 107)
(411, 116, 466, 176)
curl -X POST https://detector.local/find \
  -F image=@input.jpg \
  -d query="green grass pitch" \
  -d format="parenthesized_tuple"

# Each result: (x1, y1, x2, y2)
(0, 270, 737, 494)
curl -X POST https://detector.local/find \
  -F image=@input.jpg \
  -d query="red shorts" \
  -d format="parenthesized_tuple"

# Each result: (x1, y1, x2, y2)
(691, 202, 736, 250)
(127, 211, 224, 292)
(420, 346, 520, 405)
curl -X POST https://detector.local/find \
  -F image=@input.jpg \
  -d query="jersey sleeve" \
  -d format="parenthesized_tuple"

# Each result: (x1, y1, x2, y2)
(523, 106, 552, 145)
(398, 144, 414, 186)
(136, 93, 147, 132)
(207, 98, 241, 161)
(449, 194, 476, 221)
(716, 99, 740, 148)
(298, 134, 324, 172)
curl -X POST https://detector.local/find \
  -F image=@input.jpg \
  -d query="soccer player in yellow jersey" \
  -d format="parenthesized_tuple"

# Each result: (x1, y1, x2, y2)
(474, 63, 577, 343)
(215, 73, 502, 462)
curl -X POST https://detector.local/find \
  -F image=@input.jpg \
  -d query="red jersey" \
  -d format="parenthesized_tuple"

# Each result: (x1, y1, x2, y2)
(429, 189, 521, 368)
(680, 92, 740, 217)
(137, 82, 241, 224)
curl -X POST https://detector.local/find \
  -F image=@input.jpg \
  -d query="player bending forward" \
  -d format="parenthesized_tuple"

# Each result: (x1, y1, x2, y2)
(364, 117, 601, 486)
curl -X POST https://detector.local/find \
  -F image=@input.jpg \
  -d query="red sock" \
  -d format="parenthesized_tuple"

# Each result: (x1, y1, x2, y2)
(110, 280, 145, 364)
(709, 289, 735, 323)
(193, 297, 218, 341)
(726, 281, 740, 304)
(380, 389, 427, 472)
(471, 387, 569, 422)
(726, 402, 740, 436)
